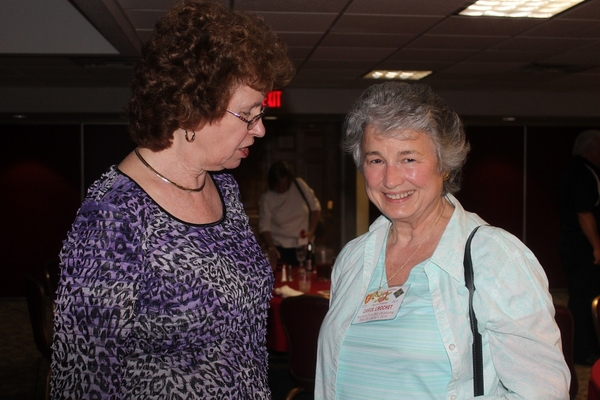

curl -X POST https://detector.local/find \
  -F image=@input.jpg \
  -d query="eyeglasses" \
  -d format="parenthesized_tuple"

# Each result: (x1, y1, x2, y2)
(226, 105, 268, 130)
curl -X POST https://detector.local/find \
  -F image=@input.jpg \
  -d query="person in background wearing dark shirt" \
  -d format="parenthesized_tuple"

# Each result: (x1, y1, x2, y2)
(559, 129, 600, 366)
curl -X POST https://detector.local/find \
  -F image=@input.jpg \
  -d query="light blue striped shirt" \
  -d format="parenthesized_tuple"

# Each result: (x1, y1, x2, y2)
(337, 253, 451, 399)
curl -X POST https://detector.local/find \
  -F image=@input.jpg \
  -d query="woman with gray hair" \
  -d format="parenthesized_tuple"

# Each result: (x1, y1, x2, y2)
(316, 82, 569, 399)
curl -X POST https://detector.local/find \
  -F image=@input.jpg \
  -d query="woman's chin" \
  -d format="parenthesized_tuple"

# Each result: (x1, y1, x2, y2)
(223, 159, 242, 170)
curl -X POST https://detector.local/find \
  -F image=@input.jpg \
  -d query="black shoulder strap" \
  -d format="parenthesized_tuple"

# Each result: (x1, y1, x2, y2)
(464, 225, 484, 396)
(293, 178, 310, 209)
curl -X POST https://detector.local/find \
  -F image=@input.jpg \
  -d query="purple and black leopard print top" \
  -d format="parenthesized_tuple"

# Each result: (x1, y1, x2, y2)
(51, 166, 274, 399)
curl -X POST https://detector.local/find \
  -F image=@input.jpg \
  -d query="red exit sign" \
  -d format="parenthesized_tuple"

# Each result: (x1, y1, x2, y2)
(265, 90, 282, 108)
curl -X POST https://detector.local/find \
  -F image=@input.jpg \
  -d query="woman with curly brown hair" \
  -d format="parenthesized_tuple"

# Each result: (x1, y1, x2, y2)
(50, 1, 294, 398)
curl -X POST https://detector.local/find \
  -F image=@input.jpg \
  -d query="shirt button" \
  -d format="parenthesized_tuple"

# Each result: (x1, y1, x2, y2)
(449, 344, 456, 351)
(450, 395, 457, 400)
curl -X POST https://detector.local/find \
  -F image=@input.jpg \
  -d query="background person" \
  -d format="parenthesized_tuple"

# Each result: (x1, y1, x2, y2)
(316, 82, 569, 399)
(559, 129, 600, 366)
(259, 160, 321, 266)
(50, 1, 294, 398)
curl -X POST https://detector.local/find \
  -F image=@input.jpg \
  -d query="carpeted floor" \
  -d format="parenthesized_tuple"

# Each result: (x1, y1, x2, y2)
(0, 293, 589, 400)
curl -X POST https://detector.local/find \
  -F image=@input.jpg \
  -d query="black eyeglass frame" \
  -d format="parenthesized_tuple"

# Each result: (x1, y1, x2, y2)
(226, 105, 268, 130)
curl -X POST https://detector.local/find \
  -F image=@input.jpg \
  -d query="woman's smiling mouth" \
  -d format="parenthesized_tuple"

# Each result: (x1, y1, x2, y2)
(386, 190, 415, 200)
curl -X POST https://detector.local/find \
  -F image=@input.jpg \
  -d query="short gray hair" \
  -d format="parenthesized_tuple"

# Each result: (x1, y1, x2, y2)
(342, 82, 470, 195)
(573, 129, 600, 156)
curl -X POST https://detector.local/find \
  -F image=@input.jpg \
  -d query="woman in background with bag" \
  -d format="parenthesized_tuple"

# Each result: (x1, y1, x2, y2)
(315, 82, 569, 399)
(259, 160, 322, 266)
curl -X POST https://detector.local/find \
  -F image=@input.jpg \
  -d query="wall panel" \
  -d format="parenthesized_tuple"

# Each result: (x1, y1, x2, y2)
(0, 125, 81, 296)
(458, 126, 525, 238)
(526, 126, 590, 288)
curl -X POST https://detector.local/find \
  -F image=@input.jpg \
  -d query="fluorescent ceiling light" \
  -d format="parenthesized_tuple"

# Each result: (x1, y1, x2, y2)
(364, 70, 432, 81)
(459, 0, 585, 18)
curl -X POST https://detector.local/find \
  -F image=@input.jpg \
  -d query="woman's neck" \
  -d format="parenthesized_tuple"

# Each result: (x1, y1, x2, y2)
(389, 197, 451, 247)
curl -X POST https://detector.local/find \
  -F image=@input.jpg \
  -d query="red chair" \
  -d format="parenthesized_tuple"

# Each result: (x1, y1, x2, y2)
(589, 359, 600, 400)
(555, 304, 578, 399)
(279, 295, 329, 400)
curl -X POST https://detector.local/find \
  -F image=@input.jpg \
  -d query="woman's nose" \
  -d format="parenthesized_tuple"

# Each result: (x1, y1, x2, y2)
(383, 166, 403, 188)
(250, 119, 266, 138)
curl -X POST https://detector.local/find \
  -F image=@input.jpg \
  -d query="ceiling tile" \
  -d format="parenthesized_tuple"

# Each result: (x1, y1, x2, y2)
(310, 47, 397, 61)
(406, 35, 506, 50)
(276, 33, 323, 47)
(387, 49, 477, 62)
(577, 42, 600, 53)
(295, 68, 367, 79)
(492, 71, 540, 83)
(541, 49, 600, 65)
(259, 12, 338, 32)
(428, 16, 544, 36)
(286, 47, 314, 60)
(287, 78, 354, 88)
(235, 0, 348, 13)
(523, 20, 600, 39)
(320, 33, 413, 48)
(332, 15, 442, 34)
(467, 50, 555, 63)
(346, 0, 469, 15)
(492, 37, 596, 52)
(442, 61, 528, 74)
(301, 59, 376, 71)
(558, 73, 600, 92)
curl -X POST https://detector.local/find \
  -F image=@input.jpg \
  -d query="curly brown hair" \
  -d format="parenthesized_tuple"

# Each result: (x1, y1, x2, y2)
(126, 0, 295, 151)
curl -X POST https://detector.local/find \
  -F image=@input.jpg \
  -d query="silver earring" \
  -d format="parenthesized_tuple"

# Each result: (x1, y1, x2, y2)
(184, 129, 196, 142)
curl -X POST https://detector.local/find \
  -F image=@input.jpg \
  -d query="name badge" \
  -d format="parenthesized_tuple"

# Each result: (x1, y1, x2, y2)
(353, 285, 409, 324)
